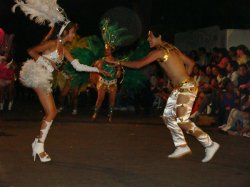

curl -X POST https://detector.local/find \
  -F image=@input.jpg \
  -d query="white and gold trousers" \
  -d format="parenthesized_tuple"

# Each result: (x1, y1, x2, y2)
(162, 79, 213, 147)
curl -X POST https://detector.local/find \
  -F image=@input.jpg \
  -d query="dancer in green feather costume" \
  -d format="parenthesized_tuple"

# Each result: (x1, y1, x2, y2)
(91, 18, 131, 122)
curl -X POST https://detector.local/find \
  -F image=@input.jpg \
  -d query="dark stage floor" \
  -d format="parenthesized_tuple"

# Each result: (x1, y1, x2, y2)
(0, 100, 249, 187)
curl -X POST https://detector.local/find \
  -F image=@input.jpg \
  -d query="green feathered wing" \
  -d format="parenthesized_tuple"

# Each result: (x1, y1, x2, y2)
(85, 35, 104, 59)
(63, 48, 96, 89)
(121, 39, 151, 92)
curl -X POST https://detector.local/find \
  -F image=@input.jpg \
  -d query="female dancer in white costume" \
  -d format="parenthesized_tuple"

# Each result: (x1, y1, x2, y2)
(13, 1, 109, 162)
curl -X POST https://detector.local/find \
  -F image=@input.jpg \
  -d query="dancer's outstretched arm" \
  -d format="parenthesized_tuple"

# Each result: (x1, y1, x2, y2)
(64, 47, 110, 76)
(106, 49, 162, 69)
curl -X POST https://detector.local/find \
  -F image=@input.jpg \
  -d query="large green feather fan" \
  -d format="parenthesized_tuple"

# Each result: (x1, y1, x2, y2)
(84, 35, 104, 59)
(62, 48, 96, 89)
(121, 39, 151, 92)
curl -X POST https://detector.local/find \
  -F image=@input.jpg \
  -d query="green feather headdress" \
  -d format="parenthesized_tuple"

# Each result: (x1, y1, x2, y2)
(100, 18, 132, 50)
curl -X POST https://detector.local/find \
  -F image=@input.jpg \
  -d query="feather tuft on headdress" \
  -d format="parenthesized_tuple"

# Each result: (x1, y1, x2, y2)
(12, 0, 67, 27)
(100, 18, 132, 49)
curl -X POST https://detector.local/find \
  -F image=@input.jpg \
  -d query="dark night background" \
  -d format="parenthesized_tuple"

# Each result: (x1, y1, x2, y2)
(1, 0, 250, 61)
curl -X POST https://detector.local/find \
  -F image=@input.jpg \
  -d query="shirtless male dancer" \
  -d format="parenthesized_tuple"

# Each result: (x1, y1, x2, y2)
(107, 30, 220, 163)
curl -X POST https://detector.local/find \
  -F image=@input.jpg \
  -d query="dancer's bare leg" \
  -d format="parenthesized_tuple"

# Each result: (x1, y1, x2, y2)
(108, 85, 117, 122)
(32, 88, 57, 162)
(92, 86, 105, 120)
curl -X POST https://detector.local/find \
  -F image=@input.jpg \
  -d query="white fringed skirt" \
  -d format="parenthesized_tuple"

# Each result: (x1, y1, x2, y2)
(19, 59, 53, 93)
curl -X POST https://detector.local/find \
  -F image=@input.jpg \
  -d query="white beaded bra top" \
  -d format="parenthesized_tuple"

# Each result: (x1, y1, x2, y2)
(43, 49, 64, 66)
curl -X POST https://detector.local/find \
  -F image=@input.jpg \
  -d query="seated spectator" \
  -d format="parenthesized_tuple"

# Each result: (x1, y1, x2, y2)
(197, 47, 209, 67)
(211, 65, 219, 79)
(228, 46, 237, 62)
(217, 48, 230, 70)
(236, 45, 249, 65)
(226, 60, 239, 87)
(191, 64, 200, 79)
(210, 47, 220, 65)
(190, 77, 220, 118)
(219, 93, 250, 137)
(217, 68, 227, 89)
(196, 66, 209, 87)
(205, 65, 214, 81)
(218, 79, 239, 124)
(237, 64, 249, 87)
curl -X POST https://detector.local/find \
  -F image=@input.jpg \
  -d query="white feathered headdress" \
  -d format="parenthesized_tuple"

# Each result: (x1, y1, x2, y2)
(12, 0, 68, 27)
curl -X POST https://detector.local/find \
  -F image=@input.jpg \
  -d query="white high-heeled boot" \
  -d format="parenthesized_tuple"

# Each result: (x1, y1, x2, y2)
(32, 120, 53, 162)
(32, 142, 51, 162)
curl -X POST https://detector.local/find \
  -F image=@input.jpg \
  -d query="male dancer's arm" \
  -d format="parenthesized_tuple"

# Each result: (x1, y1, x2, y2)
(109, 50, 162, 69)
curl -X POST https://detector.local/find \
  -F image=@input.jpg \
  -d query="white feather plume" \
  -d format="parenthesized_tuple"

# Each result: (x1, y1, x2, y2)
(12, 0, 67, 27)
